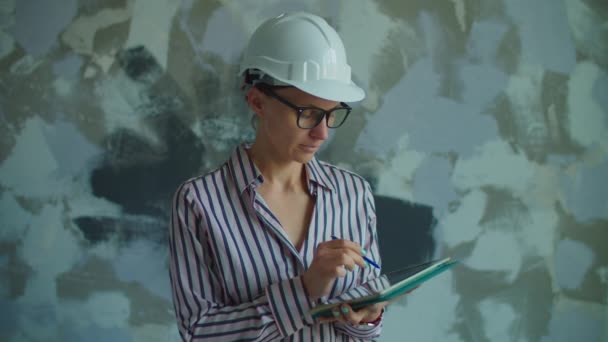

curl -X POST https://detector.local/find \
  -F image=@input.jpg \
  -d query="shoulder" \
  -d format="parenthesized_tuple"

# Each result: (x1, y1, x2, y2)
(316, 159, 372, 192)
(172, 162, 230, 203)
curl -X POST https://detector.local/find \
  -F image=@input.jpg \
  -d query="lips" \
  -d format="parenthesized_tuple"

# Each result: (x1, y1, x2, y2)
(300, 144, 320, 151)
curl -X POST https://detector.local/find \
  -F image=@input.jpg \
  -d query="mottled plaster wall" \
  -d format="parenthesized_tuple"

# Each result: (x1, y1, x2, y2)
(1, 0, 607, 341)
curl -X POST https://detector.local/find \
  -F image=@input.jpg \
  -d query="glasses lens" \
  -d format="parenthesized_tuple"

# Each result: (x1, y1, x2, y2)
(298, 109, 326, 129)
(327, 108, 350, 128)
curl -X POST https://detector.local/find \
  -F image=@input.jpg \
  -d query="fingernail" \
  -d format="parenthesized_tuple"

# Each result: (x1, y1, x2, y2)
(365, 260, 369, 267)
(333, 310, 340, 317)
(341, 307, 349, 313)
(361, 249, 367, 255)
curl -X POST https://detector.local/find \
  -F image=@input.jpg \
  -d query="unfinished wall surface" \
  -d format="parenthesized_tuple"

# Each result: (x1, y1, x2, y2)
(1, 0, 607, 341)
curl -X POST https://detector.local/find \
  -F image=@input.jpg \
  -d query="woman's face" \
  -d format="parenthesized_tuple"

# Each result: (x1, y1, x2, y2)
(251, 86, 340, 164)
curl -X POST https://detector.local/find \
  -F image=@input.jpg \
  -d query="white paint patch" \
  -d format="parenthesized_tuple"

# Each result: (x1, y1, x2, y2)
(125, 0, 179, 70)
(132, 323, 181, 342)
(85, 292, 131, 328)
(381, 272, 462, 341)
(84, 65, 98, 78)
(337, 0, 397, 89)
(451, 139, 536, 196)
(0, 117, 66, 197)
(567, 61, 608, 149)
(19, 203, 82, 277)
(62, 6, 131, 55)
(200, 6, 248, 63)
(374, 134, 425, 202)
(449, 0, 466, 32)
(555, 239, 594, 290)
(505, 0, 576, 74)
(440, 190, 486, 248)
(53, 77, 74, 96)
(565, 0, 608, 66)
(0, 29, 14, 60)
(356, 58, 499, 158)
(95, 73, 161, 145)
(466, 230, 522, 283)
(0, 192, 31, 241)
(540, 296, 604, 342)
(522, 164, 562, 209)
(93, 53, 117, 74)
(519, 208, 558, 259)
(478, 299, 518, 342)
(413, 156, 459, 217)
(113, 240, 171, 301)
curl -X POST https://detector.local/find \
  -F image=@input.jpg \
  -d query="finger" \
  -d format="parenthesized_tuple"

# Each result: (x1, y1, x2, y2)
(339, 304, 365, 325)
(333, 251, 364, 272)
(318, 249, 365, 273)
(317, 314, 339, 324)
(322, 239, 364, 254)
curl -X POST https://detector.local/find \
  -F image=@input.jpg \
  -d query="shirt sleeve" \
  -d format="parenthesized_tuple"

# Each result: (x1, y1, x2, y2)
(168, 182, 315, 341)
(333, 181, 384, 340)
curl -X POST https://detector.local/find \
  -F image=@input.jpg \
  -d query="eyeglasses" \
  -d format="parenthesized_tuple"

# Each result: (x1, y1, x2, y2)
(256, 84, 352, 129)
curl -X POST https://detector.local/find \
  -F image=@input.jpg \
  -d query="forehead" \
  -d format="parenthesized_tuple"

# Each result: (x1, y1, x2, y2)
(274, 86, 340, 108)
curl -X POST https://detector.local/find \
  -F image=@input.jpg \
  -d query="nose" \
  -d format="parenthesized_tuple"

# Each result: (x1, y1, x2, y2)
(309, 118, 329, 140)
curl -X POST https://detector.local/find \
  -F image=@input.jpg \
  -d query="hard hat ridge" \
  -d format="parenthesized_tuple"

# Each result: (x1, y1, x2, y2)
(240, 12, 365, 102)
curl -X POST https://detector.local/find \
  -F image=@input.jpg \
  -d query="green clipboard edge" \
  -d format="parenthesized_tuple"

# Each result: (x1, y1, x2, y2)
(310, 259, 459, 319)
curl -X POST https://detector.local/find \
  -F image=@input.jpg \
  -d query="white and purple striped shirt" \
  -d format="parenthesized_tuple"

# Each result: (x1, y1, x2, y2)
(169, 144, 384, 341)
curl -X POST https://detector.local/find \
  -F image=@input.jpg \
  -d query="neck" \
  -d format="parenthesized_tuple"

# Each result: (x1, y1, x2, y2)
(248, 140, 307, 193)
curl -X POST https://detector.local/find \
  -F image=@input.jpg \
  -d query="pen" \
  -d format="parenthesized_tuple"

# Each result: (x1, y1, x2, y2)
(331, 236, 381, 269)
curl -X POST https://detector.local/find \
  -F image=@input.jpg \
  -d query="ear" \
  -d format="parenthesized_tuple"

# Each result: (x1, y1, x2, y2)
(245, 86, 265, 118)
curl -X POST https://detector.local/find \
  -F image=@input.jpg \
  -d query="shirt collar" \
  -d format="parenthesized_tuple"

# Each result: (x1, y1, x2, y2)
(306, 155, 335, 193)
(228, 144, 335, 194)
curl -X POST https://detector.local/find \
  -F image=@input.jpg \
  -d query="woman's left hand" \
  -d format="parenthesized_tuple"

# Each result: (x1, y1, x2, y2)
(318, 302, 386, 325)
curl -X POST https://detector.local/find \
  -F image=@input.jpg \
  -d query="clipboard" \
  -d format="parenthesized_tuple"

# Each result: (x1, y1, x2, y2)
(310, 257, 459, 318)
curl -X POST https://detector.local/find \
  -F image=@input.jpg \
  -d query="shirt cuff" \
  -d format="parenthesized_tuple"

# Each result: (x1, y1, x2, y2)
(266, 275, 315, 338)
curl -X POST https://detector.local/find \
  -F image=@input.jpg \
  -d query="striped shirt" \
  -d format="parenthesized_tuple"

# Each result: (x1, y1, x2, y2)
(169, 144, 384, 341)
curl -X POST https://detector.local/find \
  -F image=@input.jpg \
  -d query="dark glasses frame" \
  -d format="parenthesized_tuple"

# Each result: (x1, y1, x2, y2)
(255, 83, 352, 129)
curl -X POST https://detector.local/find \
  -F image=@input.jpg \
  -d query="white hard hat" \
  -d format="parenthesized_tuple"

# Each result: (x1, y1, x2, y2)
(240, 12, 365, 102)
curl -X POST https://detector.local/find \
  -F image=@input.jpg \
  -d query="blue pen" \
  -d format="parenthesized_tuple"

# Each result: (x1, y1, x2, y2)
(331, 236, 381, 269)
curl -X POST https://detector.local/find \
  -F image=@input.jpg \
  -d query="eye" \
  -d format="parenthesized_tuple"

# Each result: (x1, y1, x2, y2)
(300, 109, 316, 119)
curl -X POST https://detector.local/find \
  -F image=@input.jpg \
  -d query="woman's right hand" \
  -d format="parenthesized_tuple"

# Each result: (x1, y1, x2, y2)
(302, 239, 367, 300)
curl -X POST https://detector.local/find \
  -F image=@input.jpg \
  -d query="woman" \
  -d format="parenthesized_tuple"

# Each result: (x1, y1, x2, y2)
(169, 12, 386, 341)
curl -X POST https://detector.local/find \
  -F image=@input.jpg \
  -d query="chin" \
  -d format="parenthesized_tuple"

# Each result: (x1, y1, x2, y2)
(294, 154, 315, 164)
(292, 149, 316, 164)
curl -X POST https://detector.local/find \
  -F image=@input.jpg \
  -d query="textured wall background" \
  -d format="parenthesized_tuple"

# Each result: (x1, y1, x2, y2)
(1, 0, 607, 341)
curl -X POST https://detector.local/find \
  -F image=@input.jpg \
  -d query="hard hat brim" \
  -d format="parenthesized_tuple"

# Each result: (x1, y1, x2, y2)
(289, 79, 366, 103)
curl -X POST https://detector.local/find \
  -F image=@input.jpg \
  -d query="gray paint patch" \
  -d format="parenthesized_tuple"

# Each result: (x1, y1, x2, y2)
(466, 20, 508, 63)
(41, 120, 101, 177)
(14, 0, 77, 56)
(64, 325, 133, 342)
(592, 71, 608, 113)
(561, 159, 608, 222)
(356, 58, 499, 158)
(52, 54, 83, 78)
(458, 63, 508, 113)
(554, 239, 594, 290)
(0, 300, 18, 338)
(112, 240, 172, 301)
(505, 0, 576, 74)
(540, 306, 602, 342)
(0, 29, 15, 60)
(200, 7, 247, 63)
(413, 156, 458, 217)
(0, 192, 31, 242)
